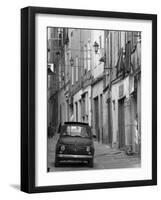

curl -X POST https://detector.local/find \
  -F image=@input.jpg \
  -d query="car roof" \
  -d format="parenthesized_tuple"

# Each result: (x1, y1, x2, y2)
(64, 121, 89, 126)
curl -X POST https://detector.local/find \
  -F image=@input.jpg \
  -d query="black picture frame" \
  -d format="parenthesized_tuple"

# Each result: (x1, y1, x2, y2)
(21, 6, 157, 193)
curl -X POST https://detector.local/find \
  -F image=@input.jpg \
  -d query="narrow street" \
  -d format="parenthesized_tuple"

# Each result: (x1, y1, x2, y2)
(47, 135, 141, 172)
(47, 28, 142, 171)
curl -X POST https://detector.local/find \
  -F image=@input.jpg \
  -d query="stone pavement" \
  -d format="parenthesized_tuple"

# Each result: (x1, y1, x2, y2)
(47, 134, 141, 171)
(93, 140, 141, 169)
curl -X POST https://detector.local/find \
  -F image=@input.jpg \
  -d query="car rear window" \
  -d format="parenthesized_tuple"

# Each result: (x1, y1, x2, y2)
(61, 125, 90, 138)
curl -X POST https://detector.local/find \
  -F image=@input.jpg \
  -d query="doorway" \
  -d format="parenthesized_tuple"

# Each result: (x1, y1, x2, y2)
(107, 99, 112, 146)
(118, 98, 125, 149)
(94, 96, 100, 142)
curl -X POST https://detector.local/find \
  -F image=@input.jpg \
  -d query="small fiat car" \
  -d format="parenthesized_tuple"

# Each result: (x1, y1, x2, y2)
(55, 122, 95, 167)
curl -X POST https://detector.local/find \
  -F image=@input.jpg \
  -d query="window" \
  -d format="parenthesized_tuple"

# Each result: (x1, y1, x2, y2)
(66, 52, 70, 81)
(81, 92, 88, 123)
(85, 92, 89, 116)
(114, 31, 119, 65)
(87, 41, 91, 71)
(82, 95, 86, 117)
(84, 45, 87, 74)
(76, 57, 78, 82)
(72, 65, 74, 85)
(59, 33, 62, 46)
(59, 63, 61, 87)
(79, 100, 82, 121)
(109, 32, 112, 68)
(63, 125, 90, 138)
(47, 63, 55, 73)
(120, 31, 126, 49)
(99, 35, 102, 49)
(75, 102, 78, 121)
(112, 100, 115, 110)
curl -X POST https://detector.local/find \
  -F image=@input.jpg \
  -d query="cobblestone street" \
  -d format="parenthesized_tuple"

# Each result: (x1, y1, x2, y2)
(47, 134, 141, 172)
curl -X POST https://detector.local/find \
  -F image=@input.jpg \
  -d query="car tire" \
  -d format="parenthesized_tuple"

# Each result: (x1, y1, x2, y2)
(55, 158, 60, 167)
(88, 159, 94, 168)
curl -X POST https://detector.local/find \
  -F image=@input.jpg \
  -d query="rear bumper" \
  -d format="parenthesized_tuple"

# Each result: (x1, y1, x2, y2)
(57, 154, 93, 160)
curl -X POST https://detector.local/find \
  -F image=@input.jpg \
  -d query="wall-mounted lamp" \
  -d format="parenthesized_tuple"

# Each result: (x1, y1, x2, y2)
(93, 41, 99, 54)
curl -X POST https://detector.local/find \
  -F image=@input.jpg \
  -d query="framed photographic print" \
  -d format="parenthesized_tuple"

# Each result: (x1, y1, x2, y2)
(21, 6, 157, 193)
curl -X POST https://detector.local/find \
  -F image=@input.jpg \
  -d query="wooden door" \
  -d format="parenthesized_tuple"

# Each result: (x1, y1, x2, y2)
(94, 97, 100, 142)
(108, 100, 112, 145)
(118, 98, 125, 149)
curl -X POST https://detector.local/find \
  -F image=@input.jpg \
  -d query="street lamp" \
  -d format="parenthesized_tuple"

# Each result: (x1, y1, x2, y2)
(93, 41, 99, 54)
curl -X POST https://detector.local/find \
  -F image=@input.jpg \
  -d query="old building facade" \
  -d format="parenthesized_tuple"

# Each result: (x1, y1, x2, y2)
(103, 31, 141, 154)
(47, 27, 60, 136)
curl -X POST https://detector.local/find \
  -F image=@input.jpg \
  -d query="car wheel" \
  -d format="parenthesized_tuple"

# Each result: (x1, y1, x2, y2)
(55, 158, 60, 167)
(88, 159, 94, 168)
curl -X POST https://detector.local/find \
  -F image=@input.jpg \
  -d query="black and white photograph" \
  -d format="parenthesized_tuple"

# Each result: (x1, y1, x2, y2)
(20, 6, 157, 193)
(47, 27, 141, 172)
